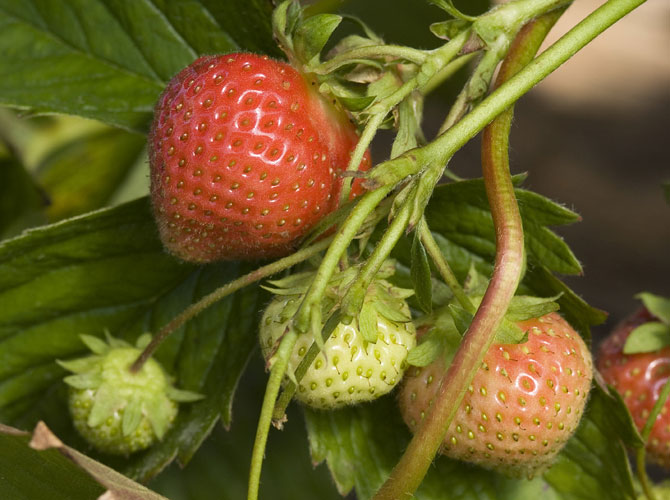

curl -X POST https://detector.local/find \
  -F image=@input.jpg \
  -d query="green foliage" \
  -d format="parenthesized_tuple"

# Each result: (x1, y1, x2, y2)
(305, 386, 637, 500)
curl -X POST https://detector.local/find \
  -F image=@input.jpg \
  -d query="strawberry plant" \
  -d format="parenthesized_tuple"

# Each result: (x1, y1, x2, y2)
(0, 0, 666, 500)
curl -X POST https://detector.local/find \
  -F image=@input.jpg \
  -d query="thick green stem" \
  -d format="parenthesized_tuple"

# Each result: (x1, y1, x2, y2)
(129, 237, 332, 373)
(342, 191, 414, 318)
(373, 12, 562, 500)
(247, 329, 298, 500)
(636, 376, 670, 500)
(370, 0, 648, 189)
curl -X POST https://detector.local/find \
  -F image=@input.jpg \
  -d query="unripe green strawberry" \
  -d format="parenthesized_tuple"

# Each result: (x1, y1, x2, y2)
(59, 334, 201, 455)
(260, 271, 416, 409)
(398, 312, 593, 478)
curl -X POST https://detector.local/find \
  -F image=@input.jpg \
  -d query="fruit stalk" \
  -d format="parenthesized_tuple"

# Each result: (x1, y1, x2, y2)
(248, 328, 298, 500)
(369, 0, 648, 190)
(130, 237, 333, 373)
(372, 12, 562, 500)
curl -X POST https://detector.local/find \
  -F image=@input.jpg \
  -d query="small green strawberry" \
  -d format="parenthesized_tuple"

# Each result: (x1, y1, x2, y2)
(59, 333, 202, 455)
(259, 264, 416, 409)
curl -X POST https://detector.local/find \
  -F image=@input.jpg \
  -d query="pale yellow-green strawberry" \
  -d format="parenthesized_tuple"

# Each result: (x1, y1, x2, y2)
(260, 265, 416, 410)
(59, 334, 202, 455)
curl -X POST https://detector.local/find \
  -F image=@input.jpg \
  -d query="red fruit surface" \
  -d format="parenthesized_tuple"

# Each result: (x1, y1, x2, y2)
(597, 307, 670, 467)
(398, 312, 593, 478)
(149, 53, 370, 262)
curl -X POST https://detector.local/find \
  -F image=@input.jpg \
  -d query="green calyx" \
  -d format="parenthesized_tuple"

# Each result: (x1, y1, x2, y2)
(623, 292, 670, 355)
(58, 333, 202, 455)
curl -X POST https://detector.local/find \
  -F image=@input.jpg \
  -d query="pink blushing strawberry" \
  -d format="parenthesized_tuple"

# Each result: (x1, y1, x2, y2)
(398, 312, 593, 478)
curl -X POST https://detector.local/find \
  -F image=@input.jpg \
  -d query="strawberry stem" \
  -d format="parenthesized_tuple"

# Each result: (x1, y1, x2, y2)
(418, 220, 473, 312)
(368, 0, 648, 190)
(129, 237, 333, 373)
(636, 376, 670, 500)
(372, 11, 562, 499)
(248, 328, 298, 500)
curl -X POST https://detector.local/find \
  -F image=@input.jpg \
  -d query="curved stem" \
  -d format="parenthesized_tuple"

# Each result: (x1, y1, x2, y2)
(369, 0, 648, 189)
(129, 237, 332, 373)
(636, 376, 670, 500)
(247, 329, 298, 500)
(373, 12, 562, 500)
(295, 185, 393, 333)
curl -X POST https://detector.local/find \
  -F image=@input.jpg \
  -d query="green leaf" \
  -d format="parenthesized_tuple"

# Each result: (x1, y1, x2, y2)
(0, 423, 106, 500)
(37, 128, 146, 221)
(430, 19, 471, 40)
(448, 303, 471, 335)
(544, 385, 640, 500)
(294, 14, 342, 65)
(636, 292, 670, 325)
(407, 328, 447, 367)
(0, 155, 47, 238)
(358, 302, 379, 343)
(0, 197, 264, 480)
(411, 230, 433, 314)
(623, 322, 670, 354)
(2, 421, 169, 499)
(505, 294, 562, 322)
(305, 383, 639, 500)
(0, 0, 276, 131)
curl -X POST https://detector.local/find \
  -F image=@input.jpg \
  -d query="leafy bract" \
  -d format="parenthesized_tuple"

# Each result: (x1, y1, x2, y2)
(0, 0, 276, 131)
(0, 198, 264, 480)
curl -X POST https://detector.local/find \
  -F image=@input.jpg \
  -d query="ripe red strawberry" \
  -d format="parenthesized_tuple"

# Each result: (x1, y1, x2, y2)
(149, 53, 370, 263)
(597, 304, 670, 467)
(398, 312, 593, 478)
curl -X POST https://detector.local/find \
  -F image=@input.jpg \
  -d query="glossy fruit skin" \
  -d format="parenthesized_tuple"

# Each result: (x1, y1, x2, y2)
(259, 283, 416, 410)
(149, 53, 370, 263)
(597, 307, 670, 467)
(398, 312, 593, 478)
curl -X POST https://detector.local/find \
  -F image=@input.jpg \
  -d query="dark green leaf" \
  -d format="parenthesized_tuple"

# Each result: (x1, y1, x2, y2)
(448, 303, 471, 335)
(37, 128, 146, 221)
(0, 424, 105, 500)
(0, 197, 265, 479)
(424, 179, 582, 276)
(635, 292, 670, 325)
(544, 385, 640, 500)
(150, 363, 342, 500)
(411, 231, 433, 313)
(0, 421, 171, 499)
(505, 294, 562, 322)
(0, 0, 276, 131)
(0, 155, 47, 238)
(623, 322, 670, 354)
(294, 14, 342, 65)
